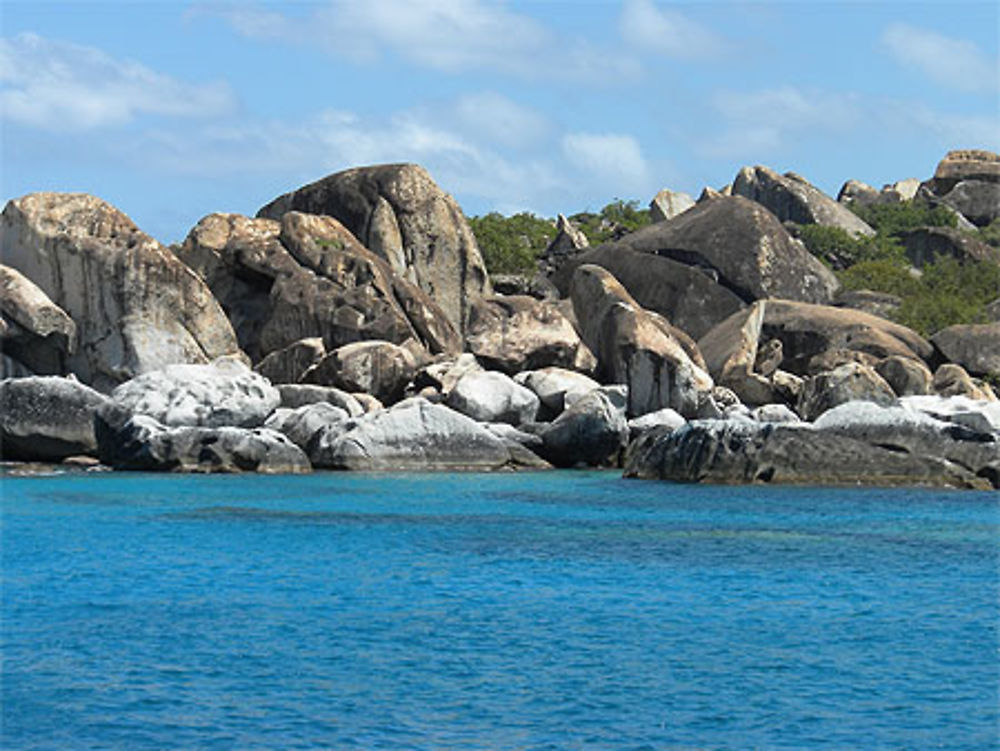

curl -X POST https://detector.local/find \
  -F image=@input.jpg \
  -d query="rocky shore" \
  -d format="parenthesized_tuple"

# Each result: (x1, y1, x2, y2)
(2, 152, 998, 489)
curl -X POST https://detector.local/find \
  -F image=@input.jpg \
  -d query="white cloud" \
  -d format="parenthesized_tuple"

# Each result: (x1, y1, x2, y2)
(562, 132, 650, 187)
(619, 0, 724, 60)
(451, 93, 551, 150)
(882, 23, 999, 93)
(209, 0, 640, 83)
(0, 32, 237, 131)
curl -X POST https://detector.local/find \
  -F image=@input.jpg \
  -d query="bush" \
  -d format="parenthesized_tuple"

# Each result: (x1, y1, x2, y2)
(570, 199, 652, 244)
(796, 224, 898, 270)
(850, 200, 956, 237)
(975, 218, 1000, 249)
(467, 212, 554, 275)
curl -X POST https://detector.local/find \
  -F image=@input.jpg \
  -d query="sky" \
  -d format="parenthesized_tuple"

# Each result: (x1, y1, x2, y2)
(2, 0, 998, 245)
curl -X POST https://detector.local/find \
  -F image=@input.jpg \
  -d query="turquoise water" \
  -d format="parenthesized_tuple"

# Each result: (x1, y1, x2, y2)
(2, 471, 997, 750)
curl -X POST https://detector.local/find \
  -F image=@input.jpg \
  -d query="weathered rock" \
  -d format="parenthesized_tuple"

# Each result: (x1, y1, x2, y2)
(0, 264, 76, 375)
(932, 323, 1000, 377)
(308, 397, 511, 470)
(254, 337, 327, 385)
(733, 166, 875, 237)
(446, 370, 539, 426)
(900, 395, 1000, 434)
(464, 295, 592, 375)
(175, 212, 460, 363)
(697, 301, 775, 405)
(514, 367, 601, 415)
(257, 164, 490, 332)
(276, 384, 364, 416)
(490, 274, 559, 300)
(1, 193, 241, 391)
(0, 376, 109, 460)
(932, 364, 996, 401)
(929, 149, 1000, 195)
(649, 189, 695, 222)
(833, 289, 903, 320)
(900, 227, 1000, 267)
(265, 401, 350, 450)
(1, 354, 33, 379)
(539, 388, 628, 468)
(875, 355, 933, 396)
(882, 178, 921, 203)
(836, 179, 880, 206)
(628, 407, 686, 441)
(412, 353, 483, 398)
(550, 243, 746, 340)
(303, 340, 416, 405)
(624, 416, 992, 489)
(571, 265, 713, 418)
(95, 407, 309, 473)
(797, 363, 895, 421)
(751, 404, 801, 423)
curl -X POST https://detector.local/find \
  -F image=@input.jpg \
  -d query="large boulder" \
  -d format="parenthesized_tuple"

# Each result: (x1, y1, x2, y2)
(550, 243, 745, 340)
(446, 370, 539, 425)
(95, 408, 309, 473)
(254, 337, 327, 385)
(302, 340, 416, 405)
(900, 227, 1000, 267)
(733, 166, 875, 237)
(932, 323, 1000, 377)
(796, 363, 896, 421)
(624, 412, 995, 489)
(514, 367, 601, 415)
(928, 149, 1000, 195)
(175, 212, 460, 364)
(649, 189, 695, 222)
(0, 193, 242, 391)
(108, 357, 280, 429)
(308, 397, 511, 470)
(571, 265, 713, 418)
(932, 364, 996, 401)
(0, 264, 76, 375)
(697, 301, 775, 405)
(538, 388, 628, 468)
(875, 355, 933, 396)
(464, 295, 594, 375)
(0, 376, 110, 460)
(257, 164, 490, 332)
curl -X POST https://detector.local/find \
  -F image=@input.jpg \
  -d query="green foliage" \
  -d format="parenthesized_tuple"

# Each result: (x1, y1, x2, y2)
(467, 211, 554, 274)
(570, 199, 652, 245)
(974, 218, 1000, 249)
(796, 224, 901, 270)
(849, 200, 956, 237)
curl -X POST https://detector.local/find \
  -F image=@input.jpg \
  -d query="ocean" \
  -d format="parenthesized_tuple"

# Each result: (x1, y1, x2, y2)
(2, 470, 997, 750)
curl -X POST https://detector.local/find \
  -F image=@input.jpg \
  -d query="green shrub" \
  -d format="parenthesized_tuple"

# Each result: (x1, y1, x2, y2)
(467, 211, 554, 274)
(975, 218, 1000, 249)
(849, 200, 956, 237)
(796, 224, 900, 270)
(570, 199, 652, 244)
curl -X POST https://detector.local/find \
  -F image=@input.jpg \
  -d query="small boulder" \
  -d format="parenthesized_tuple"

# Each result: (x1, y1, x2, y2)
(254, 338, 327, 385)
(446, 370, 540, 426)
(797, 363, 896, 421)
(628, 407, 686, 441)
(276, 384, 364, 416)
(412, 353, 483, 398)
(265, 402, 350, 450)
(875, 355, 933, 396)
(931, 323, 1000, 378)
(932, 364, 996, 401)
(649, 189, 695, 222)
(539, 388, 628, 468)
(303, 340, 416, 405)
(514, 367, 601, 415)
(929, 149, 1000, 195)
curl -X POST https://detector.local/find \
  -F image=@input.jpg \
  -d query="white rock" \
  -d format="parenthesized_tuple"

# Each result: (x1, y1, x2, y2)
(447, 370, 539, 425)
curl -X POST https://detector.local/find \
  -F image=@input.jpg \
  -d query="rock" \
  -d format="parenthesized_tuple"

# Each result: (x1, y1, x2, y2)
(733, 166, 875, 237)
(265, 401, 349, 450)
(276, 384, 364, 416)
(882, 178, 921, 202)
(308, 397, 511, 470)
(932, 364, 996, 401)
(900, 395, 1000, 434)
(0, 264, 76, 375)
(649, 189, 695, 222)
(539, 388, 628, 468)
(175, 212, 460, 363)
(0, 376, 110, 460)
(446, 370, 539, 425)
(95, 408, 309, 473)
(464, 295, 593, 375)
(875, 355, 933, 396)
(900, 227, 1000, 267)
(1, 193, 241, 391)
(628, 407, 686, 441)
(571, 265, 714, 418)
(351, 393, 384, 413)
(986, 299, 1000, 321)
(928, 149, 1000, 195)
(833, 289, 903, 320)
(514, 367, 601, 415)
(549, 242, 746, 340)
(797, 363, 895, 421)
(1, 354, 34, 379)
(608, 195, 839, 304)
(412, 353, 483, 398)
(932, 323, 1000, 377)
(254, 337, 327, 385)
(836, 179, 880, 206)
(751, 404, 801, 423)
(109, 357, 280, 428)
(490, 274, 559, 300)
(697, 301, 775, 405)
(624, 415, 992, 489)
(303, 340, 416, 405)
(257, 164, 490, 332)
(806, 348, 880, 373)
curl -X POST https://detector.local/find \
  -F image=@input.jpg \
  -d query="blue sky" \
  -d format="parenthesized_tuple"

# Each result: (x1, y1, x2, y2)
(2, 1, 998, 244)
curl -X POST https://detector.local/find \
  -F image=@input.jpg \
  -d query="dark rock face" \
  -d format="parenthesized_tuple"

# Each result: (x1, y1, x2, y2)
(1, 193, 242, 392)
(932, 323, 1000, 378)
(733, 166, 875, 237)
(257, 164, 490, 332)
(0, 264, 77, 376)
(254, 338, 327, 385)
(0, 376, 110, 461)
(625, 408, 997, 489)
(939, 181, 1000, 228)
(175, 212, 460, 365)
(609, 195, 839, 306)
(539, 389, 628, 468)
(550, 243, 745, 340)
(900, 227, 1000, 267)
(464, 295, 593, 375)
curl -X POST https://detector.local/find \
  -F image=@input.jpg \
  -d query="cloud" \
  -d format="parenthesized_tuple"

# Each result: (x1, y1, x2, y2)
(562, 132, 650, 187)
(0, 32, 237, 131)
(619, 0, 725, 60)
(882, 23, 999, 93)
(208, 0, 640, 83)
